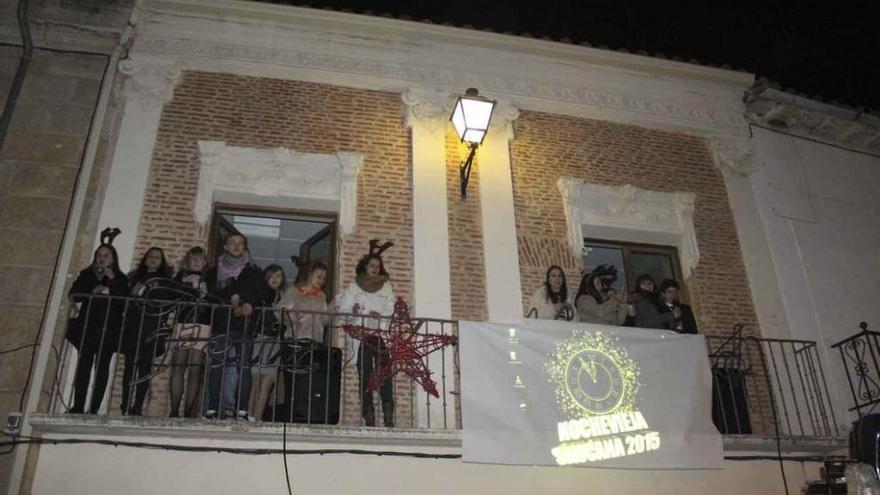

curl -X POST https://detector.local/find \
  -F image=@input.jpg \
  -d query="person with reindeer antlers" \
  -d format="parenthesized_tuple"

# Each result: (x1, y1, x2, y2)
(338, 239, 397, 427)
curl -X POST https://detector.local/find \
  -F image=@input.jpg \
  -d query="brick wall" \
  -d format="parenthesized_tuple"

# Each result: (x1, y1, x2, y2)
(121, 72, 415, 426)
(510, 110, 759, 336)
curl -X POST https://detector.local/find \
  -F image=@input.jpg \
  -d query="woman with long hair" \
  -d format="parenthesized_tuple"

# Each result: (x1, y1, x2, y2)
(168, 246, 212, 418)
(574, 264, 631, 326)
(339, 245, 396, 427)
(526, 265, 574, 320)
(66, 243, 129, 414)
(121, 246, 174, 415)
(248, 264, 288, 422)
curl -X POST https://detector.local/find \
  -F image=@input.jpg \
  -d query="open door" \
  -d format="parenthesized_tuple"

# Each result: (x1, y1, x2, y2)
(298, 222, 336, 302)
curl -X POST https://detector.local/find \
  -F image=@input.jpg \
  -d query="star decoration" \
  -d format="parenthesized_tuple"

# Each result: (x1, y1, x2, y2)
(342, 298, 457, 397)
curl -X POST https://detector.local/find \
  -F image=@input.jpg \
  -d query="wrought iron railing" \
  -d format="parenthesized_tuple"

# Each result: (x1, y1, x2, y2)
(706, 327, 839, 439)
(832, 322, 880, 418)
(49, 289, 458, 429)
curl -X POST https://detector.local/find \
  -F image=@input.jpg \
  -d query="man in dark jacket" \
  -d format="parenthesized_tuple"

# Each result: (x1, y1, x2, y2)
(203, 233, 268, 419)
(658, 279, 699, 334)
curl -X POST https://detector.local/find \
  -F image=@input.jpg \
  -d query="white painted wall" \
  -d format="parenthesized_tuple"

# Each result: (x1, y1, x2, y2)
(748, 125, 880, 423)
(30, 431, 819, 495)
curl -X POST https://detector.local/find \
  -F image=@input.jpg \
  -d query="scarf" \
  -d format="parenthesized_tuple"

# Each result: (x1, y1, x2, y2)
(217, 253, 246, 287)
(355, 273, 388, 294)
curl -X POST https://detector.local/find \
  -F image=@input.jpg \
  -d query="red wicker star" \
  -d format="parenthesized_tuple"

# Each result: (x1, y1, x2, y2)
(342, 298, 457, 397)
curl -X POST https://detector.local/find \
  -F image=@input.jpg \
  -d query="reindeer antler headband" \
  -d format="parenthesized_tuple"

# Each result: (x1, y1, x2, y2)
(100, 227, 122, 246)
(369, 239, 393, 257)
(290, 255, 305, 270)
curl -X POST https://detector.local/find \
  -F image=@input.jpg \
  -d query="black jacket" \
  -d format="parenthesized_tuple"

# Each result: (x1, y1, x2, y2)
(172, 270, 213, 326)
(121, 274, 176, 355)
(203, 264, 268, 337)
(67, 266, 130, 353)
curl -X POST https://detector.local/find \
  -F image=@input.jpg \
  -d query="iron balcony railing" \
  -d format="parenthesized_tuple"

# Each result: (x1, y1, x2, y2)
(832, 322, 880, 418)
(51, 289, 458, 429)
(47, 289, 839, 441)
(706, 327, 839, 439)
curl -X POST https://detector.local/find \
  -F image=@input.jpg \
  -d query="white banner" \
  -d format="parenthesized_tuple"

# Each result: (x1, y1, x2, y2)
(460, 319, 722, 469)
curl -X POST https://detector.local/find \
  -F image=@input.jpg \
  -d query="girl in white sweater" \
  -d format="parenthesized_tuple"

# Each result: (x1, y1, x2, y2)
(338, 251, 396, 427)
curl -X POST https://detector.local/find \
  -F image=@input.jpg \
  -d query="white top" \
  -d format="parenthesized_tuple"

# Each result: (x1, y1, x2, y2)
(338, 280, 396, 357)
(526, 286, 575, 320)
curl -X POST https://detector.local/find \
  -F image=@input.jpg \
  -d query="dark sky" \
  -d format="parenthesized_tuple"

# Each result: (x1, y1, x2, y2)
(261, 1, 879, 112)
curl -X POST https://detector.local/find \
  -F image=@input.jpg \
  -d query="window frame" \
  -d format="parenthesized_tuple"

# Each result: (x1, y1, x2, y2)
(583, 238, 690, 304)
(209, 203, 339, 296)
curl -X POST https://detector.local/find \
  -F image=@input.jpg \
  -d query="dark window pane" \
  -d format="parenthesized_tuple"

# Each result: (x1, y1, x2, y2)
(628, 251, 676, 289)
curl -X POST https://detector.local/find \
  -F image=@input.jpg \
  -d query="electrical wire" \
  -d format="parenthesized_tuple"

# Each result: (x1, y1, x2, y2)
(283, 421, 293, 495)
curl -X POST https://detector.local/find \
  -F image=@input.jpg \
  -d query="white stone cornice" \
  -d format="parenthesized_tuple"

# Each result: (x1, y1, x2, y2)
(131, 0, 753, 137)
(557, 179, 700, 279)
(118, 57, 182, 114)
(745, 88, 880, 156)
(196, 141, 363, 235)
(709, 136, 753, 177)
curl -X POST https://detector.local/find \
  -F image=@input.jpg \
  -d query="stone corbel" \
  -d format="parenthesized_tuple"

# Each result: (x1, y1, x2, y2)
(336, 152, 363, 237)
(557, 177, 585, 260)
(709, 135, 753, 177)
(118, 57, 182, 114)
(487, 99, 521, 142)
(402, 88, 453, 136)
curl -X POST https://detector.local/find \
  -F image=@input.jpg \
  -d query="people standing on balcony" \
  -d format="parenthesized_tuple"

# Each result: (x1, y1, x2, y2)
(630, 274, 675, 330)
(203, 233, 267, 420)
(66, 240, 129, 414)
(121, 247, 174, 416)
(657, 279, 698, 334)
(168, 246, 212, 418)
(526, 265, 574, 320)
(339, 241, 396, 427)
(248, 264, 288, 422)
(574, 264, 633, 325)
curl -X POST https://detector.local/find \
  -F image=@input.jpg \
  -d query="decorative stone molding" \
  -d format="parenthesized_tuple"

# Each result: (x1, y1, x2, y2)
(709, 136, 753, 177)
(487, 100, 521, 142)
(133, 2, 752, 136)
(118, 57, 182, 114)
(745, 87, 880, 156)
(195, 141, 363, 235)
(402, 88, 453, 136)
(557, 178, 700, 279)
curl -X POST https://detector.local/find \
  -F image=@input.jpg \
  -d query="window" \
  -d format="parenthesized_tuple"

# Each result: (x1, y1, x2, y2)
(210, 205, 337, 299)
(583, 239, 687, 302)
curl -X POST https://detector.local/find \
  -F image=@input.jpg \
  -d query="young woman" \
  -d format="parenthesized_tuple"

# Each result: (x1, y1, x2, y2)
(121, 247, 174, 415)
(526, 265, 574, 320)
(631, 274, 677, 330)
(203, 233, 267, 419)
(66, 243, 129, 414)
(168, 246, 212, 418)
(574, 264, 632, 326)
(248, 264, 288, 422)
(339, 251, 396, 427)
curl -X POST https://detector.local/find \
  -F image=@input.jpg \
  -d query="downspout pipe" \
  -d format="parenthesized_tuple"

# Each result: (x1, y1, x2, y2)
(5, 1, 142, 493)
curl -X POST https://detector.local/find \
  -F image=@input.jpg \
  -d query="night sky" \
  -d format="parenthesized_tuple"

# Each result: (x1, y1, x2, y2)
(259, 1, 879, 112)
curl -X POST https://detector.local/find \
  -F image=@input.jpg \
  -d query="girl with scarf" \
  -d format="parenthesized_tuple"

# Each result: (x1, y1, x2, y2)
(66, 242, 129, 414)
(203, 233, 267, 419)
(339, 250, 396, 427)
(526, 265, 574, 320)
(169, 246, 211, 418)
(121, 246, 174, 415)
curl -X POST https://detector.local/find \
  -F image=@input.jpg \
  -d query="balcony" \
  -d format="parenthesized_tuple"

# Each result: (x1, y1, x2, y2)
(25, 292, 847, 458)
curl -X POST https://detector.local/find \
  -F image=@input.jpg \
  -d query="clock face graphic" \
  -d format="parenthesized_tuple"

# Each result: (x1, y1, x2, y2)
(565, 349, 625, 415)
(546, 330, 640, 418)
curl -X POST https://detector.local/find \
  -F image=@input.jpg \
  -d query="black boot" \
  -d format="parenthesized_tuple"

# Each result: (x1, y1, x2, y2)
(382, 400, 394, 428)
(363, 405, 376, 427)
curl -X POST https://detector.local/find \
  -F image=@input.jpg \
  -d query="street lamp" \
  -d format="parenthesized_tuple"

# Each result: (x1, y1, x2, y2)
(450, 88, 496, 199)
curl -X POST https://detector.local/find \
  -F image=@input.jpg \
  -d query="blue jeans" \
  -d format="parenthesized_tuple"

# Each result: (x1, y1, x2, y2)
(205, 335, 251, 415)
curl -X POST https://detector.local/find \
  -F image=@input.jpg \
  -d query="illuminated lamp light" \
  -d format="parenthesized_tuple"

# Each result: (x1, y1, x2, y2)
(450, 88, 496, 199)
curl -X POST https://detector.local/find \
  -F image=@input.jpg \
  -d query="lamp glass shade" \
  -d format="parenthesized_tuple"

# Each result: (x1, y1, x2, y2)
(451, 94, 496, 145)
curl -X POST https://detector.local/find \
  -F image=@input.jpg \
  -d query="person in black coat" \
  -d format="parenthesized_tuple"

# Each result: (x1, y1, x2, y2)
(202, 234, 268, 419)
(120, 247, 174, 415)
(657, 279, 699, 334)
(66, 243, 129, 414)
